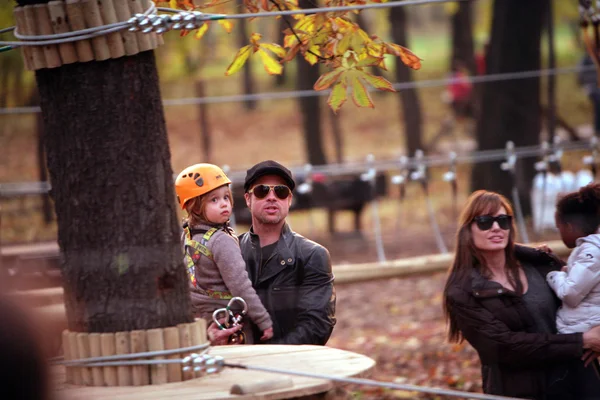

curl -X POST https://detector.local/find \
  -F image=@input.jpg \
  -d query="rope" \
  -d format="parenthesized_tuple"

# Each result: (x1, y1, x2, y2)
(0, 65, 593, 115)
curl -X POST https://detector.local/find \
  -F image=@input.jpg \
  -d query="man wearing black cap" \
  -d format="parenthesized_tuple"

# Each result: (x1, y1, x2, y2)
(214, 160, 336, 345)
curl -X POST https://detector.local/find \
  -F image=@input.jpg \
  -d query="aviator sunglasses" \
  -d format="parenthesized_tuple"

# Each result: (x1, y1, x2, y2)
(249, 184, 291, 200)
(473, 214, 512, 231)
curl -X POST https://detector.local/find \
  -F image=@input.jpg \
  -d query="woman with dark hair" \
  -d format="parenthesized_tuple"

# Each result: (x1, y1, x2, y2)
(443, 190, 600, 399)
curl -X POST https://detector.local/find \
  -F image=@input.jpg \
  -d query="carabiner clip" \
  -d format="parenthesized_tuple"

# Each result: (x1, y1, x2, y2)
(212, 308, 230, 330)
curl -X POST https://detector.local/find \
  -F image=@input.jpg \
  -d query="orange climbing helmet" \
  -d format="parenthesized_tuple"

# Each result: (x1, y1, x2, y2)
(175, 164, 232, 210)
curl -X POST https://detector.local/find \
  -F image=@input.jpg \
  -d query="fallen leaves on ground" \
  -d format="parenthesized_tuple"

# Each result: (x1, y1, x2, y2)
(328, 272, 482, 399)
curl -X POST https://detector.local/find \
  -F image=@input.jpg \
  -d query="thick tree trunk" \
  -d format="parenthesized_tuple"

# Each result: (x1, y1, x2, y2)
(390, 6, 423, 156)
(32, 50, 192, 332)
(237, 0, 257, 110)
(471, 0, 548, 216)
(297, 0, 327, 165)
(450, 0, 476, 75)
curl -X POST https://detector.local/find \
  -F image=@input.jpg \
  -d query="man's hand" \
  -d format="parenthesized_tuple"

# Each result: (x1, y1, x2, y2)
(583, 325, 600, 353)
(582, 350, 600, 367)
(207, 321, 242, 346)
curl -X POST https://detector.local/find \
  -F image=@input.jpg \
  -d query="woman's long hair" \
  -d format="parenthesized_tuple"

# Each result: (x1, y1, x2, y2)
(443, 190, 522, 343)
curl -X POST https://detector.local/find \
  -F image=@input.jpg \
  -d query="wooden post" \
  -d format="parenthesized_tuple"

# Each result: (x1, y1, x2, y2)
(33, 4, 62, 68)
(13, 7, 33, 70)
(88, 333, 105, 386)
(147, 328, 168, 384)
(67, 332, 82, 385)
(62, 330, 73, 383)
(22, 6, 47, 70)
(100, 333, 118, 386)
(47, 1, 78, 64)
(97, 0, 126, 59)
(115, 331, 133, 386)
(163, 327, 182, 382)
(128, 0, 153, 52)
(64, 0, 95, 62)
(140, 0, 158, 48)
(76, 333, 92, 385)
(130, 330, 150, 386)
(113, 0, 140, 55)
(81, 0, 111, 61)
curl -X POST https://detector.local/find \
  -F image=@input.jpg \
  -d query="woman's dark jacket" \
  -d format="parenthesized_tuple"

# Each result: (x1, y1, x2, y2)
(446, 245, 584, 399)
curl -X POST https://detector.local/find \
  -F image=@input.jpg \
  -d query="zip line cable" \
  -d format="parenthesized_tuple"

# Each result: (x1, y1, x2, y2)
(158, 0, 469, 20)
(1, 140, 595, 196)
(0, 65, 593, 115)
(0, 0, 467, 48)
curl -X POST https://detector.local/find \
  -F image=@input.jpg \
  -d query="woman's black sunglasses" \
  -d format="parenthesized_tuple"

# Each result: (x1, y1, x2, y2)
(473, 214, 512, 231)
(249, 184, 291, 200)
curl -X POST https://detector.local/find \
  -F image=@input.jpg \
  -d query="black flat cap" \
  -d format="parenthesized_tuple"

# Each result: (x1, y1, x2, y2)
(244, 160, 295, 192)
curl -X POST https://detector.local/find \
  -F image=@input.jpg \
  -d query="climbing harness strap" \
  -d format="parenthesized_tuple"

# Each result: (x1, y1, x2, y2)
(184, 225, 232, 299)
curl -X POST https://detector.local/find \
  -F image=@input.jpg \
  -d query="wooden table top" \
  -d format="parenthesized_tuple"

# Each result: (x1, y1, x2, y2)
(52, 344, 375, 399)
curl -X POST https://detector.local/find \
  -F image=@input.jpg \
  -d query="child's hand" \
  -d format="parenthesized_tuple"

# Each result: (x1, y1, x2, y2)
(261, 327, 274, 341)
(536, 244, 553, 254)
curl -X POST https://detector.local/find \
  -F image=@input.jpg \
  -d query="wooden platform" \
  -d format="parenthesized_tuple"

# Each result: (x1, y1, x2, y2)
(52, 345, 375, 399)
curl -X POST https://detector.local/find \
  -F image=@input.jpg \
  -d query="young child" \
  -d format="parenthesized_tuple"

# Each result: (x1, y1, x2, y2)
(547, 183, 600, 334)
(546, 183, 600, 389)
(175, 163, 273, 343)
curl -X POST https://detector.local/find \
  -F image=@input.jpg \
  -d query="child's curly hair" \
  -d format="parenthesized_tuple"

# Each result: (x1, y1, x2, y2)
(556, 183, 600, 235)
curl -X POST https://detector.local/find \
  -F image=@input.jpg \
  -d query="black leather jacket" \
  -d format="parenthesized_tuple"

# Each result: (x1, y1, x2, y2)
(239, 223, 336, 344)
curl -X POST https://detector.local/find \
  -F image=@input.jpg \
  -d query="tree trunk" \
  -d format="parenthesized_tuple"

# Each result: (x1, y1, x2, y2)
(297, 0, 327, 165)
(545, 0, 556, 142)
(28, 42, 192, 331)
(29, 88, 54, 224)
(389, 6, 423, 156)
(450, 0, 476, 75)
(195, 80, 212, 162)
(471, 0, 548, 216)
(237, 0, 257, 110)
(329, 110, 344, 163)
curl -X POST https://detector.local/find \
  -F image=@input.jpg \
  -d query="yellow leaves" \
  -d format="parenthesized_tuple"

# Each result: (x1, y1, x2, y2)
(225, 45, 253, 76)
(217, 20, 234, 33)
(314, 51, 395, 113)
(257, 48, 283, 74)
(195, 23, 208, 39)
(225, 33, 286, 76)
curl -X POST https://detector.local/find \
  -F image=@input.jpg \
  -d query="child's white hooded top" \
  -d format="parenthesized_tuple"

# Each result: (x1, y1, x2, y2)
(547, 232, 600, 333)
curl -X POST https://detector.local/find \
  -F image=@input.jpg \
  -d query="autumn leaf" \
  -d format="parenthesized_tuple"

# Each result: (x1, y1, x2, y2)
(195, 23, 209, 39)
(328, 81, 347, 113)
(225, 45, 253, 76)
(217, 20, 234, 33)
(314, 69, 344, 90)
(257, 48, 283, 75)
(360, 73, 395, 92)
(385, 43, 422, 70)
(260, 43, 287, 58)
(350, 74, 373, 108)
